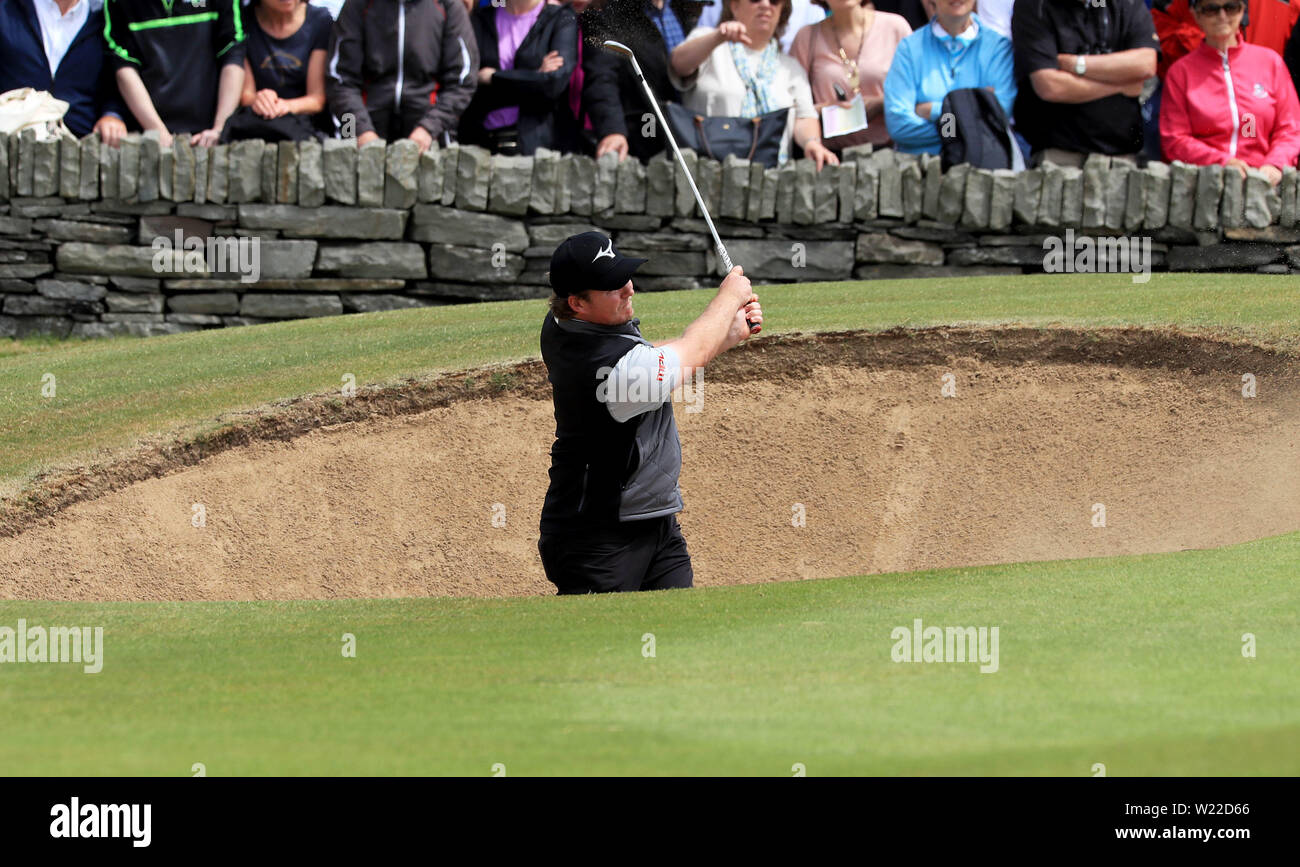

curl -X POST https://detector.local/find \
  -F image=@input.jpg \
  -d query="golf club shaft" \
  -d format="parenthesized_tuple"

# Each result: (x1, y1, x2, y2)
(604, 41, 756, 333)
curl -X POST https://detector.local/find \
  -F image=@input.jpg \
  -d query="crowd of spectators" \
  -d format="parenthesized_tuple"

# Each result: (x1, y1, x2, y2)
(1, 0, 1299, 185)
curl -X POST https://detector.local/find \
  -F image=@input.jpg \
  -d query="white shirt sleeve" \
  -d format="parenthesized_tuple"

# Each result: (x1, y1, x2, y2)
(670, 26, 717, 93)
(600, 343, 682, 424)
(783, 56, 818, 119)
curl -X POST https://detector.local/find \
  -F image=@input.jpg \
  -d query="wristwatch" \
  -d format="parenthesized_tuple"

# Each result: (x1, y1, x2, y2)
(1074, 55, 1087, 76)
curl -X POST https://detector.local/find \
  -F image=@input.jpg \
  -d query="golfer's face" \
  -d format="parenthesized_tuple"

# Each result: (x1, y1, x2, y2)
(582, 281, 635, 325)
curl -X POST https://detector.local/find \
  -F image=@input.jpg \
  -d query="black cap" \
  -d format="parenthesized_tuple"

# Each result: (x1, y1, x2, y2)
(548, 231, 647, 297)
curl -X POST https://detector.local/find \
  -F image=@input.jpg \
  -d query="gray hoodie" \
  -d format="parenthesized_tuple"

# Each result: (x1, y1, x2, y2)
(327, 0, 478, 141)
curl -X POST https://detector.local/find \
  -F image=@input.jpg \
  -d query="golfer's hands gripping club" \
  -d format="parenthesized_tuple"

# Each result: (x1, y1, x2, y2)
(719, 258, 761, 335)
(721, 266, 762, 345)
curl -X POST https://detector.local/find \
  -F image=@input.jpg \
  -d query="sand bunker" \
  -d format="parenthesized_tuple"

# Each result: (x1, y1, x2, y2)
(5, 328, 1299, 600)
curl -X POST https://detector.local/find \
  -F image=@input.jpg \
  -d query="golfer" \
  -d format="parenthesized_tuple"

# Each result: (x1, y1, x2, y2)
(537, 231, 762, 594)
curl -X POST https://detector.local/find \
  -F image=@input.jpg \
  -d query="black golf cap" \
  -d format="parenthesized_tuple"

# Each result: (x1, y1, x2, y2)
(549, 231, 647, 297)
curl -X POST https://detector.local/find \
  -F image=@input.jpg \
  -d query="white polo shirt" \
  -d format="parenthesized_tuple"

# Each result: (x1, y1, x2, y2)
(600, 342, 683, 423)
(33, 0, 90, 78)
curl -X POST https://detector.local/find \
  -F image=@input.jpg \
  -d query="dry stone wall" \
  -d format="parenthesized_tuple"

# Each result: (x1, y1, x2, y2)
(2, 130, 1299, 339)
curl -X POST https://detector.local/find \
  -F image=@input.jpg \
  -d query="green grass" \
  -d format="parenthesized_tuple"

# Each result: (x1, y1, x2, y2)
(0, 531, 1294, 776)
(2, 271, 1298, 776)
(2, 272, 1298, 490)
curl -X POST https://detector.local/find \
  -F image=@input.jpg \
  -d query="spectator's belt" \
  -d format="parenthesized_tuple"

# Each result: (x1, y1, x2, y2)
(486, 124, 521, 156)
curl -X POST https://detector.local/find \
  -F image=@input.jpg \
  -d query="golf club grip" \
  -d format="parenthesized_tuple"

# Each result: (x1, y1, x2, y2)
(603, 42, 759, 338)
(716, 246, 757, 333)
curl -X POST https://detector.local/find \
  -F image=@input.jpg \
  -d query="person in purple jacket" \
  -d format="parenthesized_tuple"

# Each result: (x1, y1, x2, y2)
(0, 0, 130, 144)
(458, 0, 579, 155)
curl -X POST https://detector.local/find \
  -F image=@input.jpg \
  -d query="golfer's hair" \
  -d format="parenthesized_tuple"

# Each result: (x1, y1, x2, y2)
(721, 0, 794, 41)
(549, 291, 588, 320)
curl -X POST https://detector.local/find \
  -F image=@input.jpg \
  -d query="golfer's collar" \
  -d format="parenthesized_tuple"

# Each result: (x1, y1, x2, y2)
(554, 315, 645, 339)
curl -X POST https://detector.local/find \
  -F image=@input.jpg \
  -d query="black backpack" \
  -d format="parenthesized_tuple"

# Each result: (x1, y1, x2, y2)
(939, 87, 1019, 172)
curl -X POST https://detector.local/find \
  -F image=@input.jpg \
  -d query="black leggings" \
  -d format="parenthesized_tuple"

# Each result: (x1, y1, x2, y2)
(538, 516, 694, 594)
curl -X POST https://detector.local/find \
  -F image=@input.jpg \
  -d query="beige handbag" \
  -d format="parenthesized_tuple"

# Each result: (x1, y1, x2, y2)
(0, 88, 76, 141)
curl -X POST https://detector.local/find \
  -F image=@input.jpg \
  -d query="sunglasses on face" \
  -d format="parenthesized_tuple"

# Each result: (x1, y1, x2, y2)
(744, 0, 785, 5)
(1196, 1, 1244, 15)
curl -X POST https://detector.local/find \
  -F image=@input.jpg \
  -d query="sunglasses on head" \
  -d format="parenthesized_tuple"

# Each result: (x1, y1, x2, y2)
(1196, 0, 1244, 15)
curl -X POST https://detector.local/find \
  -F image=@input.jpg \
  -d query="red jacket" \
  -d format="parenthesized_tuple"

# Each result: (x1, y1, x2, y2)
(1161, 40, 1300, 168)
(1153, 0, 1207, 79)
(1244, 0, 1300, 57)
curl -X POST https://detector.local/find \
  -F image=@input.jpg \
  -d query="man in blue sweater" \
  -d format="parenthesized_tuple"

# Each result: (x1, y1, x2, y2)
(0, 0, 129, 144)
(882, 0, 1016, 154)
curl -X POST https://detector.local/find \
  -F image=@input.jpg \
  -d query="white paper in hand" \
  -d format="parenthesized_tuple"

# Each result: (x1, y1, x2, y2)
(820, 95, 869, 139)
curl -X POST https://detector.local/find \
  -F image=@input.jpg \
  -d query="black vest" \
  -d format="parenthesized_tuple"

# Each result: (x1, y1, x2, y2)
(539, 314, 683, 534)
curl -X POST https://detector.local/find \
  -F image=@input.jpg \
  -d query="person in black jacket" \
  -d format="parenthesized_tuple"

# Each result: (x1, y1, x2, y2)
(104, 0, 246, 146)
(579, 0, 710, 161)
(327, 0, 478, 152)
(874, 0, 927, 30)
(0, 0, 130, 144)
(459, 0, 580, 155)
(1286, 14, 1300, 104)
(538, 231, 762, 594)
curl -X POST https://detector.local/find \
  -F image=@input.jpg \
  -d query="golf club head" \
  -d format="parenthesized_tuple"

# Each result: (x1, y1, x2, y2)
(602, 40, 635, 59)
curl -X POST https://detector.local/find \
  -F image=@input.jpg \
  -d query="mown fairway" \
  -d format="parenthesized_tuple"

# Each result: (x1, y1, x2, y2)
(1, 272, 1297, 775)
(0, 533, 1295, 775)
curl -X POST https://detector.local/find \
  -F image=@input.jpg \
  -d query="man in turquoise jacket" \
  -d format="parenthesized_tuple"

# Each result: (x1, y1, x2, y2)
(883, 0, 1016, 154)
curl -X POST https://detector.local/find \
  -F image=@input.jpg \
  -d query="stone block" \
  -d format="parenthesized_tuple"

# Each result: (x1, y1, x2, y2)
(58, 136, 80, 198)
(487, 154, 531, 216)
(240, 293, 344, 318)
(1193, 164, 1224, 230)
(316, 242, 426, 278)
(357, 139, 385, 207)
(615, 154, 647, 214)
(383, 139, 419, 209)
(298, 138, 325, 207)
(855, 232, 944, 265)
(530, 147, 560, 215)
(137, 130, 160, 202)
(417, 145, 442, 204)
(427, 243, 525, 282)
(454, 144, 491, 212)
(323, 138, 357, 204)
(937, 163, 968, 224)
(173, 138, 195, 202)
(409, 204, 529, 250)
(238, 204, 407, 239)
(228, 139, 265, 203)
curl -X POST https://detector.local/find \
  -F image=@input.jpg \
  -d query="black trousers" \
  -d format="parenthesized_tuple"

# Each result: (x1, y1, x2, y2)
(538, 516, 694, 594)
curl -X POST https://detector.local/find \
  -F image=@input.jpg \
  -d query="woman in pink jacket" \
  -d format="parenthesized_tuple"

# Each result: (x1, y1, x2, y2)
(1160, 0, 1300, 185)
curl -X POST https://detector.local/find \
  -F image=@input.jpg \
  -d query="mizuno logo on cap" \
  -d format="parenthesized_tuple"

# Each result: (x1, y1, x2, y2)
(592, 240, 615, 262)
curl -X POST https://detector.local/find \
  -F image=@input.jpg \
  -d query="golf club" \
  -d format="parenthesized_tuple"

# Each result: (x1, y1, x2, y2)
(601, 40, 758, 334)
